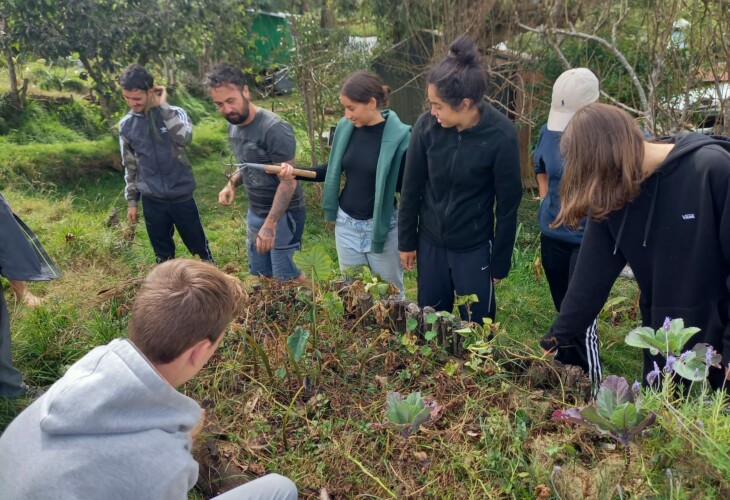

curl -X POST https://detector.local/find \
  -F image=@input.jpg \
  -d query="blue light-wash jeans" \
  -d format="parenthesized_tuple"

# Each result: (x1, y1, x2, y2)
(247, 208, 304, 282)
(334, 207, 404, 296)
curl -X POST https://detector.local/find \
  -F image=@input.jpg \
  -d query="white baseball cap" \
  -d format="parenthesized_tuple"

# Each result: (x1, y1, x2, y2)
(547, 68, 600, 132)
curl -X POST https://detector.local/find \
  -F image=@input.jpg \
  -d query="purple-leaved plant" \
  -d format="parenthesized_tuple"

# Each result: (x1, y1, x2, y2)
(627, 318, 721, 382)
(553, 375, 656, 447)
(552, 375, 656, 492)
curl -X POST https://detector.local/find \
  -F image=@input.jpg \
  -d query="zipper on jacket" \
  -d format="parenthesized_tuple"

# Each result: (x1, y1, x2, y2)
(442, 133, 462, 246)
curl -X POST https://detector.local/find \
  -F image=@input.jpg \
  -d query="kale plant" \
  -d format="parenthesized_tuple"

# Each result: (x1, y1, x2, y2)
(626, 317, 722, 383)
(552, 375, 656, 447)
(384, 391, 442, 437)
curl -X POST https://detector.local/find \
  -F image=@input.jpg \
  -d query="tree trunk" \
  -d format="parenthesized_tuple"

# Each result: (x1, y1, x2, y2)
(0, 17, 22, 110)
(301, 78, 318, 166)
(79, 55, 115, 131)
(98, 92, 115, 131)
(198, 40, 212, 81)
(3, 45, 21, 110)
(320, 0, 336, 29)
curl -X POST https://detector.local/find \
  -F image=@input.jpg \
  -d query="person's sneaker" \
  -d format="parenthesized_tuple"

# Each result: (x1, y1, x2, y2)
(619, 266, 635, 280)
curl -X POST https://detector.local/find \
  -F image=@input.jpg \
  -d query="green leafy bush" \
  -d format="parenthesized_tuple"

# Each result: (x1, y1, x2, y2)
(171, 87, 211, 124)
(7, 101, 85, 144)
(30, 67, 64, 91)
(60, 78, 89, 94)
(55, 100, 106, 140)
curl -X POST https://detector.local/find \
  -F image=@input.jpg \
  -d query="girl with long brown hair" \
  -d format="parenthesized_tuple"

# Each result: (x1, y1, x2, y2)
(540, 103, 730, 390)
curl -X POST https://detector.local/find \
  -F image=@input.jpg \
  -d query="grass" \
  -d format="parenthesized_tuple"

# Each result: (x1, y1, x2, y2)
(1, 107, 728, 497)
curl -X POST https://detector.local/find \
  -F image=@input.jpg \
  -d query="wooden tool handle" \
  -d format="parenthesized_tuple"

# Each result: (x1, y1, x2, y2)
(262, 164, 317, 179)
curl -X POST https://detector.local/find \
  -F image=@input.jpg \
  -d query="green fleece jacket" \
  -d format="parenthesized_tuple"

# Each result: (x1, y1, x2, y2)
(322, 109, 410, 253)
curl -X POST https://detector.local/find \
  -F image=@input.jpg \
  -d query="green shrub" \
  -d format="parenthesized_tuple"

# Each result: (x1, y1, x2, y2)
(4, 100, 85, 144)
(0, 92, 18, 132)
(187, 118, 229, 157)
(171, 86, 213, 124)
(0, 95, 107, 143)
(60, 78, 89, 94)
(56, 100, 106, 140)
(0, 137, 120, 187)
(30, 67, 64, 91)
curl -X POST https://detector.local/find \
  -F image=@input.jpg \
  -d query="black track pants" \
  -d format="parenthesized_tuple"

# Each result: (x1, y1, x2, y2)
(416, 238, 496, 324)
(541, 233, 602, 386)
(141, 196, 214, 264)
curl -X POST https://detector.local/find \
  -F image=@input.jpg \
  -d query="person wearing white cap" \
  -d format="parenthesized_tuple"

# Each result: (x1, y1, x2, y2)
(534, 68, 602, 388)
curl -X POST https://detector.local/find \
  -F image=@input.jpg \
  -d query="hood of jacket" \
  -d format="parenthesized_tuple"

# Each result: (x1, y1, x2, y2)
(657, 133, 730, 174)
(611, 133, 730, 253)
(38, 338, 200, 436)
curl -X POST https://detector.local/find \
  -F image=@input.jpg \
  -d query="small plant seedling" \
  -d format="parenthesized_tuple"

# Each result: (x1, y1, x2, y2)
(625, 318, 699, 358)
(293, 245, 333, 282)
(553, 375, 656, 446)
(454, 292, 479, 322)
(552, 376, 656, 493)
(626, 317, 722, 382)
(383, 391, 442, 437)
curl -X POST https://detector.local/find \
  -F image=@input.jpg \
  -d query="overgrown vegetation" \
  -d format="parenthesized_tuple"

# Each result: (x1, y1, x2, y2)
(1, 1, 729, 496)
(1, 127, 727, 496)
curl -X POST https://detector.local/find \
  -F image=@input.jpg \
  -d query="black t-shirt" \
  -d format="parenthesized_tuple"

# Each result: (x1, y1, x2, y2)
(339, 121, 386, 219)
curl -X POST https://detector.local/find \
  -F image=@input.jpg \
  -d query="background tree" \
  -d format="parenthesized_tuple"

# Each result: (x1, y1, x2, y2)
(517, 0, 730, 134)
(0, 2, 28, 110)
(11, 0, 256, 127)
(12, 0, 174, 127)
(172, 0, 254, 86)
(286, 11, 371, 166)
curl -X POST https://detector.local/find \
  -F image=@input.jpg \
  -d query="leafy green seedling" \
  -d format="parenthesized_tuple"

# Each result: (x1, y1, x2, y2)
(672, 343, 722, 381)
(443, 360, 460, 376)
(286, 326, 310, 385)
(552, 375, 656, 446)
(385, 391, 442, 437)
(625, 317, 699, 357)
(293, 245, 333, 281)
(287, 326, 310, 362)
(454, 293, 479, 322)
(626, 317, 721, 383)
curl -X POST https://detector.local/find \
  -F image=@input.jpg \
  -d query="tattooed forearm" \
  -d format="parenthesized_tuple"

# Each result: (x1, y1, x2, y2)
(266, 179, 296, 225)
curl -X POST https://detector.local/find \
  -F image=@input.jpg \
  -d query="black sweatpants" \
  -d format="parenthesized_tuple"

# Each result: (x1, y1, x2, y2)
(417, 238, 496, 324)
(541, 233, 602, 385)
(141, 196, 213, 264)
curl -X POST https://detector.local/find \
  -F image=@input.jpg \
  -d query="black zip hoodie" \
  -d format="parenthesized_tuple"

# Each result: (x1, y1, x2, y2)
(540, 133, 730, 388)
(398, 102, 522, 279)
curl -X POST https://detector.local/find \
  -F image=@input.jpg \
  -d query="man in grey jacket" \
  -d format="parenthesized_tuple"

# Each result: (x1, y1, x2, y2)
(0, 259, 297, 499)
(120, 64, 213, 263)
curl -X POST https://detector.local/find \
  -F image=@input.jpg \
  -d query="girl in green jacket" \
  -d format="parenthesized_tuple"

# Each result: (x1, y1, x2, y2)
(281, 71, 411, 295)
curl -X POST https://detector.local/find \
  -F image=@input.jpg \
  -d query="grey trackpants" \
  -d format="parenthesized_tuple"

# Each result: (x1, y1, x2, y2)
(0, 288, 25, 397)
(212, 474, 298, 500)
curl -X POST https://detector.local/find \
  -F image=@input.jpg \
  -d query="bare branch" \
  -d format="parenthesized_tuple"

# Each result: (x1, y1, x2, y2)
(548, 26, 648, 112)
(610, 1, 628, 48)
(599, 91, 641, 115)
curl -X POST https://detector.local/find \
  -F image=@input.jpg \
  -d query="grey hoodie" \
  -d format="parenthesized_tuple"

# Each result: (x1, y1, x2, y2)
(0, 339, 201, 499)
